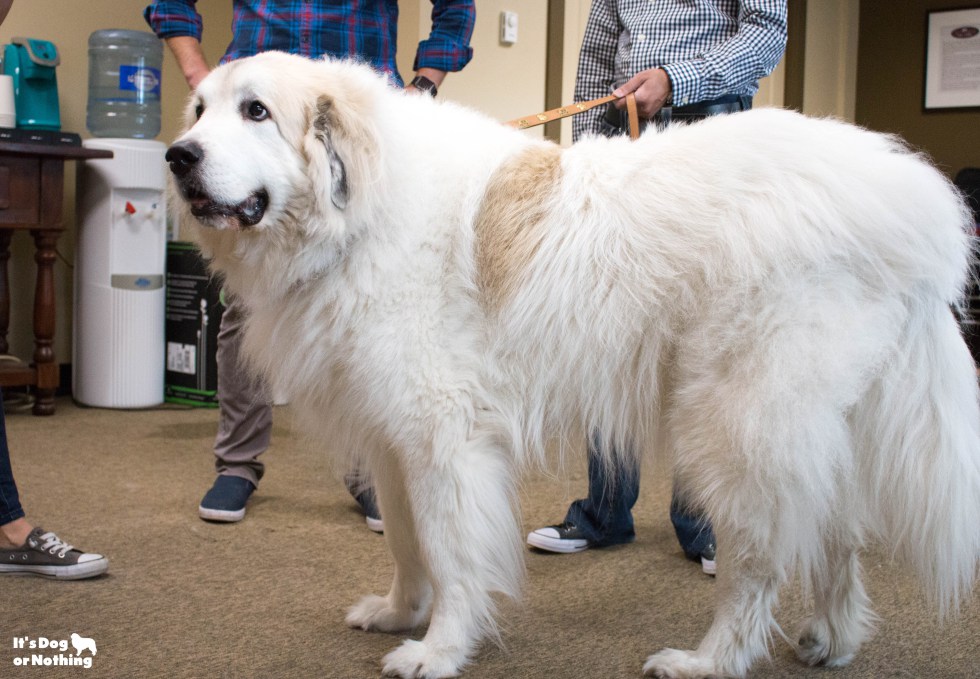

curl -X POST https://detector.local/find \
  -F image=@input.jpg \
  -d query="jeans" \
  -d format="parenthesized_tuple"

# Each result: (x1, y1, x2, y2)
(563, 435, 714, 558)
(0, 392, 25, 526)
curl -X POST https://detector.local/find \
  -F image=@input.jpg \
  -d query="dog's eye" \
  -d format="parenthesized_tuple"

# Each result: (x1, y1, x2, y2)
(246, 100, 270, 121)
(194, 103, 204, 120)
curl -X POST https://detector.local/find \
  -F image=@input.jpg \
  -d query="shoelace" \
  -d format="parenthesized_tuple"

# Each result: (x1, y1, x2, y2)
(37, 532, 74, 558)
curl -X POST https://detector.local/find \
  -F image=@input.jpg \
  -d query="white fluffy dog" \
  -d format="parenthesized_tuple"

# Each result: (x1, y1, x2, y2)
(166, 52, 980, 678)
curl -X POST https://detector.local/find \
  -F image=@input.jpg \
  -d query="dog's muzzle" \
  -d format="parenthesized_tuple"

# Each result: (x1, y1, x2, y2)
(166, 140, 269, 228)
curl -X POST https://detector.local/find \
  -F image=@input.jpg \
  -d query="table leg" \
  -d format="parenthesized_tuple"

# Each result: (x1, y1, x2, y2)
(32, 230, 57, 416)
(0, 231, 10, 356)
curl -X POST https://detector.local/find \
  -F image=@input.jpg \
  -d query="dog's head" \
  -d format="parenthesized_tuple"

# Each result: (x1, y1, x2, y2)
(166, 52, 382, 249)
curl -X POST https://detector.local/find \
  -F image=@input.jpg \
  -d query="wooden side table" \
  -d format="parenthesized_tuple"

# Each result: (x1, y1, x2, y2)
(0, 139, 113, 415)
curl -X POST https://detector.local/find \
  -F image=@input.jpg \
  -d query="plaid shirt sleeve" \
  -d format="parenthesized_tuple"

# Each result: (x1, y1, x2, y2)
(663, 0, 787, 106)
(413, 0, 475, 73)
(572, 0, 620, 140)
(143, 0, 203, 41)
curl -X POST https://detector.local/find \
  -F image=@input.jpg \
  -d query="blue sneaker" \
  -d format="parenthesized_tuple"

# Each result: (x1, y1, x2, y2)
(199, 475, 255, 522)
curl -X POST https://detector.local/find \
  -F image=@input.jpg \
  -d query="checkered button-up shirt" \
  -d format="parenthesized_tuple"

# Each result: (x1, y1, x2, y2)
(573, 0, 787, 139)
(144, 0, 475, 86)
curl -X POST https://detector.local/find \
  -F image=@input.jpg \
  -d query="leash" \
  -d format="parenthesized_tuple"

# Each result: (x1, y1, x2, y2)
(505, 93, 640, 141)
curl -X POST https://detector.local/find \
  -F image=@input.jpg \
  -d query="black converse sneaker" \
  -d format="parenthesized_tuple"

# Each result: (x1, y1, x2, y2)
(0, 527, 108, 580)
(344, 473, 384, 533)
(700, 541, 717, 576)
(526, 522, 592, 553)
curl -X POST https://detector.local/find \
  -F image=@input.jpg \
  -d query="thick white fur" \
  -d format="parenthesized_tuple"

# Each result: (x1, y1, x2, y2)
(170, 52, 980, 679)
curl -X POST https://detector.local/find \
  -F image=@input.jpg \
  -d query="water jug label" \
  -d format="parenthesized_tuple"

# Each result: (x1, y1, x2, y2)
(119, 65, 161, 96)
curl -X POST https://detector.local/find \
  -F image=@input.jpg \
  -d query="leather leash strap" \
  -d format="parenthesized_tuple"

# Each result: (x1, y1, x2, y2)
(505, 93, 640, 141)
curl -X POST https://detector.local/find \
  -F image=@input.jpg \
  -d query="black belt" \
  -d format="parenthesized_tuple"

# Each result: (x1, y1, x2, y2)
(601, 93, 751, 134)
(655, 94, 752, 126)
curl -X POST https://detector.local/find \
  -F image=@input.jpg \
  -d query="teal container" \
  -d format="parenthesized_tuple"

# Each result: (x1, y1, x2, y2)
(3, 37, 61, 130)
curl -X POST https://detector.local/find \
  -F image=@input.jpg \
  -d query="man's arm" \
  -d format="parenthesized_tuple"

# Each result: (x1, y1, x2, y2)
(655, 0, 788, 108)
(407, 0, 475, 95)
(144, 0, 209, 89)
(166, 35, 210, 90)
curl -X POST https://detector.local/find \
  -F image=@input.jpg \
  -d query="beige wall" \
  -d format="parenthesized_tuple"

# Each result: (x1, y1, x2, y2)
(398, 1, 549, 125)
(802, 0, 859, 120)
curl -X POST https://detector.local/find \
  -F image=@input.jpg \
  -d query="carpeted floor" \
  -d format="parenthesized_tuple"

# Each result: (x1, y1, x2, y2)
(2, 397, 978, 678)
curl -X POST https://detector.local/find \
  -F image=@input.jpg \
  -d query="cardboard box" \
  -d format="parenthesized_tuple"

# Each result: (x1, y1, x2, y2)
(165, 241, 223, 406)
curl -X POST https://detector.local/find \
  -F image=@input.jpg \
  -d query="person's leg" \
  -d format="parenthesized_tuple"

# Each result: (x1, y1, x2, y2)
(0, 392, 27, 540)
(344, 467, 384, 533)
(213, 295, 272, 484)
(567, 442, 639, 545)
(199, 295, 272, 522)
(0, 394, 108, 579)
(527, 434, 638, 552)
(670, 494, 716, 573)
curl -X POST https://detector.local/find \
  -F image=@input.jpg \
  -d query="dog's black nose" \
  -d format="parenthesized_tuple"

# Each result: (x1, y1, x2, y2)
(165, 141, 203, 177)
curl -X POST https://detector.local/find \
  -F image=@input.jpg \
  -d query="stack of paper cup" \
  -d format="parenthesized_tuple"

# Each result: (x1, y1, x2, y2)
(0, 75, 14, 128)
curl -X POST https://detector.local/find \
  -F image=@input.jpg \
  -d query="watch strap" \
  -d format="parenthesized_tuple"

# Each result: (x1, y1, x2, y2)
(411, 75, 438, 98)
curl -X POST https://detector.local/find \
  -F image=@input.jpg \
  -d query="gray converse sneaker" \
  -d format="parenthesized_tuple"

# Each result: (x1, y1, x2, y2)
(0, 527, 108, 580)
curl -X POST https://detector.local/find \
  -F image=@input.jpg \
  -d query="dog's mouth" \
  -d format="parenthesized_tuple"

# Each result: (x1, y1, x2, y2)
(181, 185, 269, 229)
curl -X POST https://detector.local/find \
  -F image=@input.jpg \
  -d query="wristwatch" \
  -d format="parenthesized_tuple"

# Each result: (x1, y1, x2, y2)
(410, 75, 438, 98)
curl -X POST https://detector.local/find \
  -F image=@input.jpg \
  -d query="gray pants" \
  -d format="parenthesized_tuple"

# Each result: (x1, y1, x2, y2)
(213, 295, 272, 486)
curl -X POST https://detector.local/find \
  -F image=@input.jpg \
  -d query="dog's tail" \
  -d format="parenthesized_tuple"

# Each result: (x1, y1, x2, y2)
(856, 301, 980, 618)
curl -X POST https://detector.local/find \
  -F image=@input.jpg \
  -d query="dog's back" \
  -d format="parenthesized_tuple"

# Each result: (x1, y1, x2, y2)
(488, 108, 974, 457)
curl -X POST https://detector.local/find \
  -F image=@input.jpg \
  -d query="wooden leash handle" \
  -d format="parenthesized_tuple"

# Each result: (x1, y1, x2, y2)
(506, 93, 640, 141)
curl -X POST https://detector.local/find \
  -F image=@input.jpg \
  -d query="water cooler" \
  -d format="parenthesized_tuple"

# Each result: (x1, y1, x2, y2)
(74, 138, 167, 407)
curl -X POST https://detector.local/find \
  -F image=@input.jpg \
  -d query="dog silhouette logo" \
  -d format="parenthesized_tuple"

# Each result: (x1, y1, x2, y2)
(70, 633, 97, 656)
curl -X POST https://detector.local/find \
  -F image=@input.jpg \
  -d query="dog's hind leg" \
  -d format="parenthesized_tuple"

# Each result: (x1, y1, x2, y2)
(644, 285, 881, 678)
(378, 425, 522, 679)
(643, 533, 783, 679)
(796, 531, 876, 668)
(347, 452, 433, 633)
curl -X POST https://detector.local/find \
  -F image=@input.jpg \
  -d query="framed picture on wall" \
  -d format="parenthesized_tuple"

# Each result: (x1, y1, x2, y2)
(924, 7, 980, 109)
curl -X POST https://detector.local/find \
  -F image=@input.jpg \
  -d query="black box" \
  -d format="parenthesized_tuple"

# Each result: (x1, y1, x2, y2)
(165, 241, 223, 406)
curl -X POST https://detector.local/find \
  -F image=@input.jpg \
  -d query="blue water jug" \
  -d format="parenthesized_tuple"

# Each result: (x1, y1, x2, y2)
(2, 37, 61, 130)
(87, 30, 162, 139)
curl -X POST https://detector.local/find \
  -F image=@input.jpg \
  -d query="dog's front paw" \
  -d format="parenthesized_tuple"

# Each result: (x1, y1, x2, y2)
(643, 648, 721, 679)
(346, 594, 427, 633)
(796, 619, 855, 668)
(381, 639, 464, 679)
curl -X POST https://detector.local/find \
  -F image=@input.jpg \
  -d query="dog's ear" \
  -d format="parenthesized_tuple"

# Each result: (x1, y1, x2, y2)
(306, 95, 350, 211)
